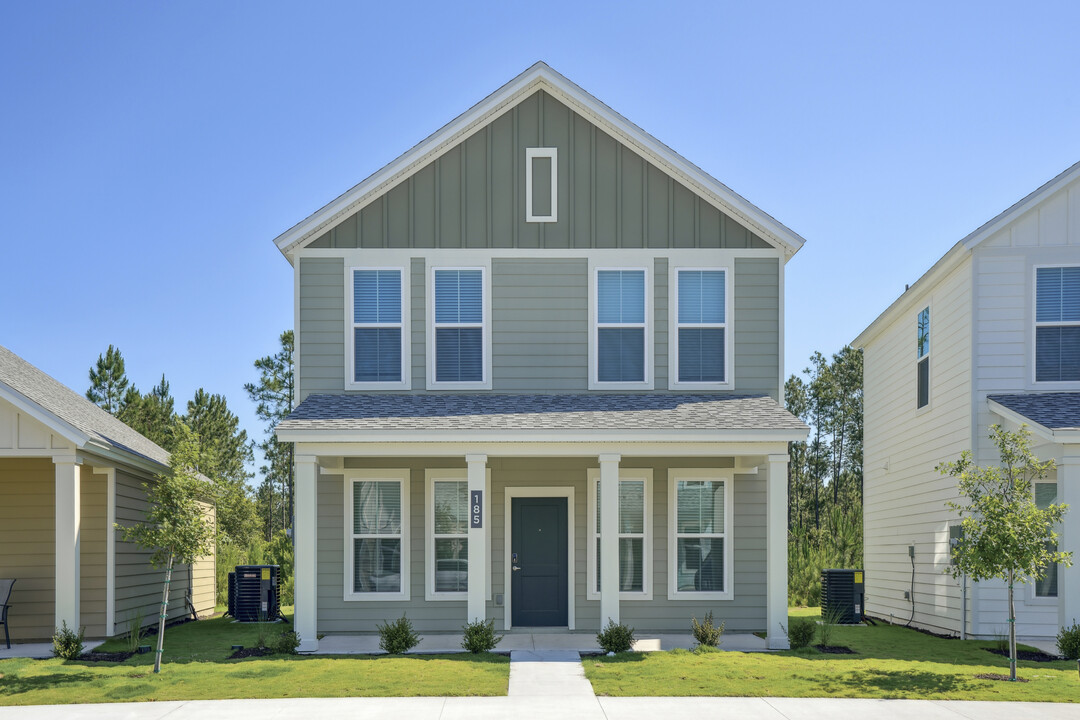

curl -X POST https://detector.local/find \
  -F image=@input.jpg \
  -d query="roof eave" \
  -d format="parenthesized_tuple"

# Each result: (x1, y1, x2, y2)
(0, 379, 91, 449)
(987, 398, 1080, 445)
(275, 426, 808, 444)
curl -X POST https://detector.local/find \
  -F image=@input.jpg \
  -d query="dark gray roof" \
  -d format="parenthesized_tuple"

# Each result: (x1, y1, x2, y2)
(988, 393, 1080, 431)
(0, 344, 170, 466)
(278, 393, 808, 434)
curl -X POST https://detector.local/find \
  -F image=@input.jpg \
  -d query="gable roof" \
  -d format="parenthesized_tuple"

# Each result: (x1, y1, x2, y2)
(273, 62, 806, 260)
(854, 158, 1080, 348)
(0, 344, 170, 468)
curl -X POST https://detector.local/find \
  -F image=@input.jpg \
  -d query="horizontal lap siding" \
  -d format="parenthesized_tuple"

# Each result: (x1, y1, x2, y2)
(315, 457, 767, 634)
(0, 459, 56, 640)
(733, 258, 780, 399)
(299, 257, 345, 401)
(79, 472, 107, 637)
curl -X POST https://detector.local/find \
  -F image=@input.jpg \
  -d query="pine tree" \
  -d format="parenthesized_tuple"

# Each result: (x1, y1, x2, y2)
(118, 374, 178, 452)
(245, 331, 295, 537)
(86, 345, 130, 414)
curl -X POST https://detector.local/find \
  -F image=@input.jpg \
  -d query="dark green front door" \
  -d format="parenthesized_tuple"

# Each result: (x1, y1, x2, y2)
(510, 497, 568, 627)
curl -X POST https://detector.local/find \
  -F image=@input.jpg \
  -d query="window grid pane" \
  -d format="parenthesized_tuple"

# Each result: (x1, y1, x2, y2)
(353, 538, 401, 593)
(434, 538, 468, 593)
(353, 481, 401, 535)
(434, 269, 484, 383)
(434, 481, 467, 535)
(593, 478, 646, 593)
(917, 307, 930, 359)
(354, 327, 402, 382)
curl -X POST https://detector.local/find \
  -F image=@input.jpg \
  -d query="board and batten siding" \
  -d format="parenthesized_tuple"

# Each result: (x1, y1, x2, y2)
(316, 456, 765, 634)
(306, 91, 772, 253)
(861, 256, 973, 635)
(298, 256, 780, 400)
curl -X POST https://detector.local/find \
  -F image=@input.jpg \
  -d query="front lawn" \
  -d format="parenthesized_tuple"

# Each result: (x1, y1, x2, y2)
(0, 611, 508, 706)
(585, 608, 1080, 702)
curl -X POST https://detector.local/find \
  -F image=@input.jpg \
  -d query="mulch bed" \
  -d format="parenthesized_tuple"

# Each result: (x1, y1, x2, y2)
(984, 648, 1061, 662)
(814, 644, 856, 654)
(228, 646, 275, 659)
(79, 651, 136, 662)
(975, 673, 1030, 682)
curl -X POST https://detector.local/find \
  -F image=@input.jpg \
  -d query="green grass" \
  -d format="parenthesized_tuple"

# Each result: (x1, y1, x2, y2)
(585, 607, 1080, 702)
(0, 610, 508, 706)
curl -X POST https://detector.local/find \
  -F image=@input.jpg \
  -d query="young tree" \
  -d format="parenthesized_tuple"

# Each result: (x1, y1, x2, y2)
(118, 422, 215, 673)
(86, 345, 130, 414)
(245, 331, 295, 536)
(940, 425, 1072, 681)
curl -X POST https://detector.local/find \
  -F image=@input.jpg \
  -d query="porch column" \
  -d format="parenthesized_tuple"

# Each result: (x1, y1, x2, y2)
(466, 454, 488, 623)
(54, 456, 81, 632)
(599, 453, 621, 627)
(1060, 449, 1080, 629)
(294, 454, 318, 652)
(766, 453, 790, 649)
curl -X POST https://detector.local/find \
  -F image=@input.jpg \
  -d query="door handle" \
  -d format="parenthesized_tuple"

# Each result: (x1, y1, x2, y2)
(512, 565, 522, 572)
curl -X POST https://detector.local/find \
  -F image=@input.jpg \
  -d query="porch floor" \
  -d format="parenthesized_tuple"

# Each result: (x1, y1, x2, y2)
(312, 631, 769, 654)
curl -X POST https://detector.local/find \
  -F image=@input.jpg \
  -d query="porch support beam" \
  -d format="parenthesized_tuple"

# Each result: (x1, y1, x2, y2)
(1060, 449, 1080, 630)
(466, 453, 488, 623)
(295, 454, 319, 652)
(54, 456, 81, 633)
(766, 453, 790, 649)
(599, 453, 621, 627)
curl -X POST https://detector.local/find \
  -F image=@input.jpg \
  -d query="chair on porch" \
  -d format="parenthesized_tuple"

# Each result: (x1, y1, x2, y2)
(0, 579, 14, 649)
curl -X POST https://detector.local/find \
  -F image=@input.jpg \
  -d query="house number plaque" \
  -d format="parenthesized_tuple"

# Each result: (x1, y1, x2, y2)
(470, 490, 483, 528)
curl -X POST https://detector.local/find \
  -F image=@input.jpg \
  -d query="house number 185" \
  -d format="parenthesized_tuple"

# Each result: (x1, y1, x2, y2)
(470, 490, 482, 529)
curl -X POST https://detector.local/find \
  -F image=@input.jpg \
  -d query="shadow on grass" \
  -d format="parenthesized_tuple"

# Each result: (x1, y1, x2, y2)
(0, 670, 98, 698)
(816, 668, 976, 695)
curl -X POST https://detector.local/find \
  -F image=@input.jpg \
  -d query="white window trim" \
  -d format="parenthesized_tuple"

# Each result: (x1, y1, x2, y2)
(425, 468, 491, 602)
(345, 266, 410, 390)
(525, 147, 557, 223)
(1029, 479, 1060, 603)
(916, 304, 931, 413)
(427, 265, 492, 390)
(667, 468, 734, 601)
(1032, 264, 1080, 386)
(586, 468, 653, 601)
(589, 265, 653, 390)
(669, 266, 733, 390)
(343, 469, 411, 602)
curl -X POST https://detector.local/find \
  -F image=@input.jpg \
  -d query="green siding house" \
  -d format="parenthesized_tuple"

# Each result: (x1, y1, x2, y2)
(274, 63, 808, 651)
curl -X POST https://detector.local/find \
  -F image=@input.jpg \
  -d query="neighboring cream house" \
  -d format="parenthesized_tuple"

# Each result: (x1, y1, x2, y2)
(273, 63, 809, 652)
(0, 345, 215, 642)
(854, 161, 1080, 641)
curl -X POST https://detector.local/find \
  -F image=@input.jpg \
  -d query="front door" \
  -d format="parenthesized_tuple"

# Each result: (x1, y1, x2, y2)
(510, 496, 568, 627)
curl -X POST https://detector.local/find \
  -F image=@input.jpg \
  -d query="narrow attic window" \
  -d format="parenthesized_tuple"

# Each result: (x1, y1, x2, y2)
(526, 148, 557, 222)
(916, 307, 930, 409)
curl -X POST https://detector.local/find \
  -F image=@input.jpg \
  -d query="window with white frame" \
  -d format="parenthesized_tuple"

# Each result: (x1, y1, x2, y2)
(669, 469, 732, 599)
(525, 147, 557, 222)
(916, 306, 930, 409)
(595, 268, 648, 385)
(349, 268, 406, 388)
(1035, 266, 1080, 382)
(346, 471, 409, 600)
(587, 469, 651, 598)
(428, 473, 468, 597)
(674, 268, 728, 385)
(1035, 481, 1059, 598)
(431, 268, 487, 386)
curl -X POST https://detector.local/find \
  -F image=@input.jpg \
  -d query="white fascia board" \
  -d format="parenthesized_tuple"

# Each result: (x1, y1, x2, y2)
(294, 439, 793, 459)
(277, 427, 808, 445)
(0, 380, 91, 448)
(78, 444, 168, 479)
(275, 62, 806, 261)
(987, 398, 1080, 445)
(852, 243, 969, 349)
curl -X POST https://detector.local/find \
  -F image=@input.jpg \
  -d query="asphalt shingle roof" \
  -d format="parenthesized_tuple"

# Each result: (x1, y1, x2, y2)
(988, 392, 1080, 431)
(278, 393, 808, 434)
(0, 344, 170, 466)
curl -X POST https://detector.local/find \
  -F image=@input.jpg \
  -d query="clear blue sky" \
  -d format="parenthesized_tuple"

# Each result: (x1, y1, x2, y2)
(3, 1, 1079, 472)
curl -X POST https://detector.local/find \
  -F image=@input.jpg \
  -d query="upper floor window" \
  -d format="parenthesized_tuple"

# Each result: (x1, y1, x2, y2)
(1035, 266, 1080, 382)
(916, 306, 930, 409)
(673, 268, 728, 386)
(349, 268, 408, 390)
(593, 268, 650, 388)
(429, 267, 490, 389)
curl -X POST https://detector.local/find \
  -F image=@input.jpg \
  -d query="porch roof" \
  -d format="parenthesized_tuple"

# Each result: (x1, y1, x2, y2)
(278, 393, 807, 436)
(988, 392, 1080, 438)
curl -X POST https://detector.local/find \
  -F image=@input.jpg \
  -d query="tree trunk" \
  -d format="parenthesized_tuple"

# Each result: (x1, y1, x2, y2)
(1008, 569, 1017, 681)
(154, 552, 174, 674)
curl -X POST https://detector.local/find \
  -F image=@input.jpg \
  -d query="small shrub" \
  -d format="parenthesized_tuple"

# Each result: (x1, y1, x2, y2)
(597, 619, 636, 654)
(377, 614, 421, 654)
(124, 610, 145, 654)
(786, 618, 815, 649)
(993, 634, 1009, 653)
(52, 621, 85, 660)
(273, 630, 301, 655)
(1058, 621, 1080, 660)
(690, 611, 725, 647)
(461, 618, 503, 653)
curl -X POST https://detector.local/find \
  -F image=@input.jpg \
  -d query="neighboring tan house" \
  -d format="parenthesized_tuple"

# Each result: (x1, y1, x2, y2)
(0, 345, 215, 642)
(273, 62, 809, 652)
(854, 160, 1080, 641)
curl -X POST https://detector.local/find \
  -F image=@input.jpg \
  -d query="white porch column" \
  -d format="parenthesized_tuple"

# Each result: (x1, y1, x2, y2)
(1060, 449, 1080, 628)
(466, 454, 488, 624)
(54, 456, 81, 632)
(294, 454, 319, 652)
(599, 453, 621, 627)
(766, 453, 790, 649)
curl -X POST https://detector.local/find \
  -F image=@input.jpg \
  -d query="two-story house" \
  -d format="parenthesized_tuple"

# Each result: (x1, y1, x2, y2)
(273, 63, 808, 652)
(855, 160, 1080, 642)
